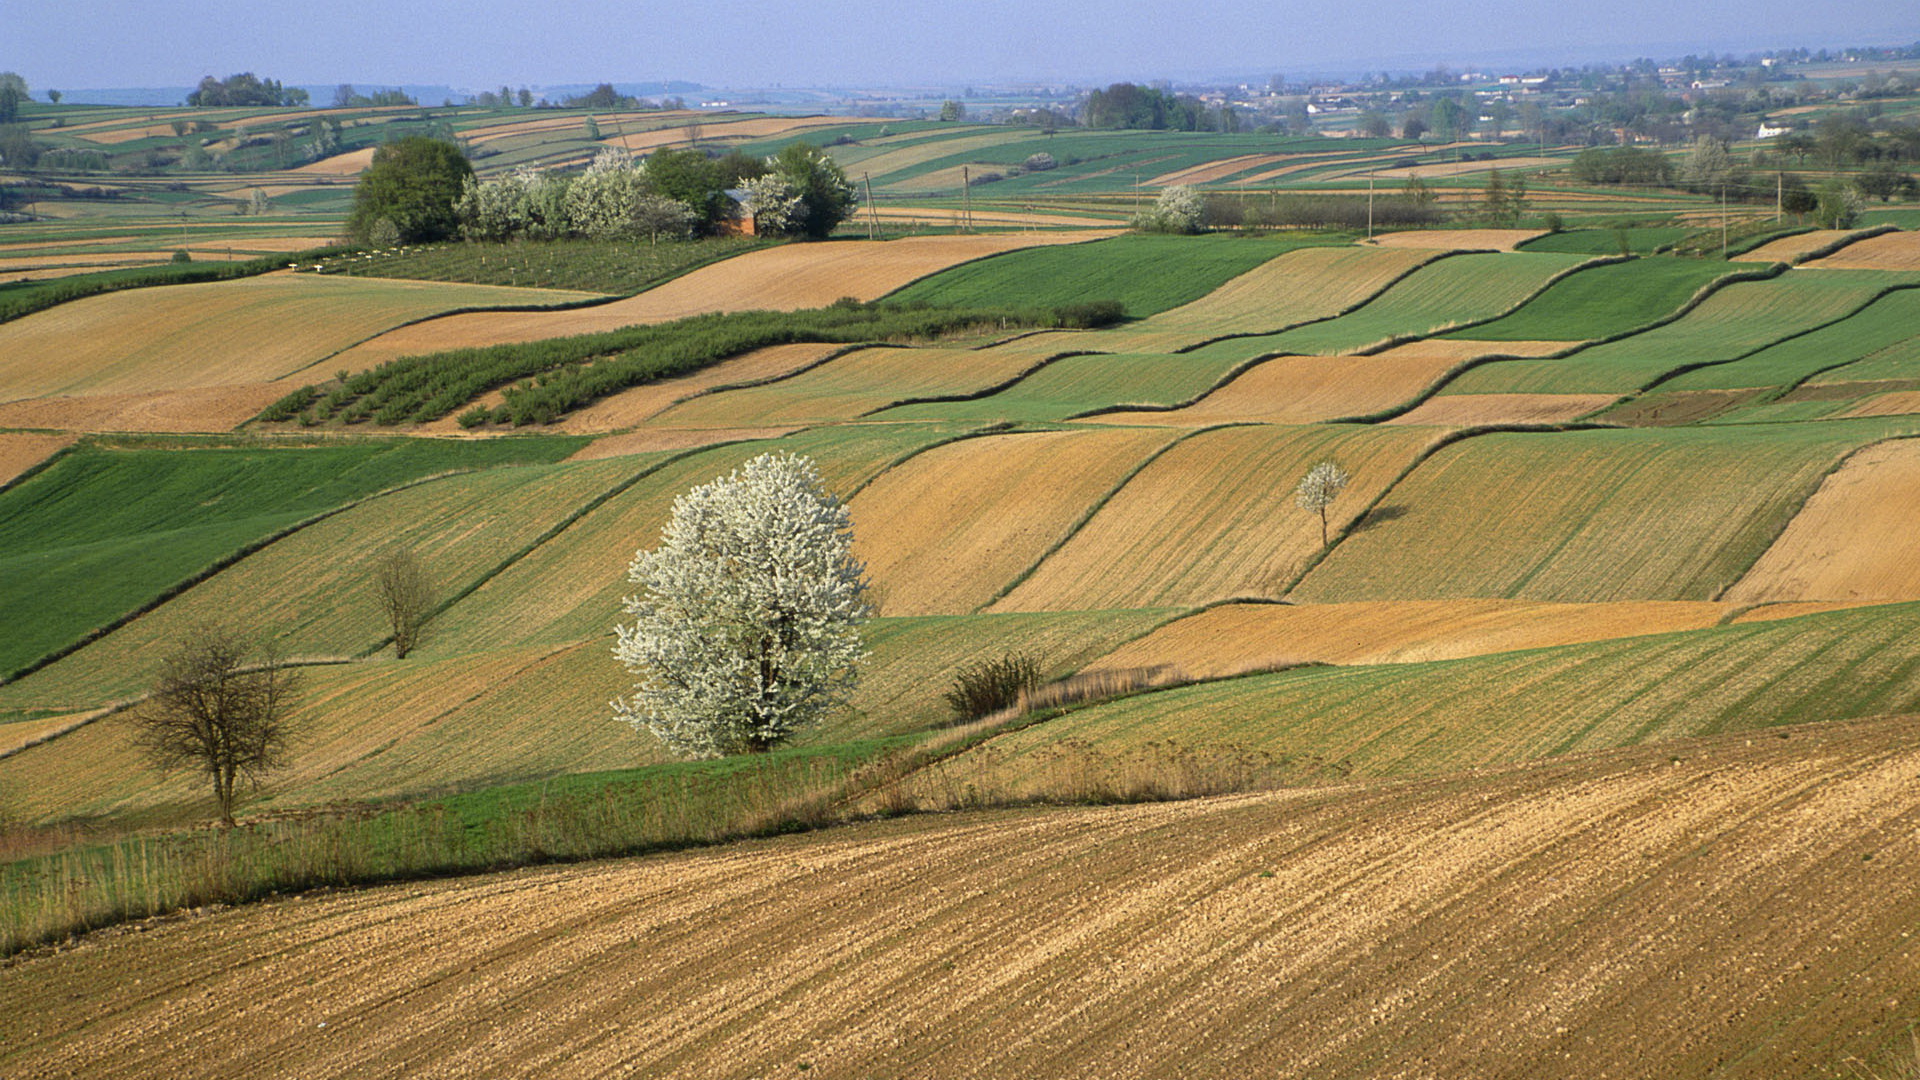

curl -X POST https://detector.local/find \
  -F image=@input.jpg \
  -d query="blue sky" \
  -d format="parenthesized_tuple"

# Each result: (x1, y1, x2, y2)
(11, 0, 1918, 91)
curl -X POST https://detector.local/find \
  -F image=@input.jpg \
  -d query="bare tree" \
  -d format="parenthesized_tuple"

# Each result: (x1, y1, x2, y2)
(1295, 460, 1352, 548)
(374, 548, 435, 659)
(131, 626, 301, 827)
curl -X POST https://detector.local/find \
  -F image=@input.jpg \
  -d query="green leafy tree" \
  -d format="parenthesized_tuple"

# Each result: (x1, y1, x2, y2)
(346, 136, 474, 243)
(187, 72, 308, 107)
(1814, 180, 1864, 229)
(1780, 172, 1817, 216)
(939, 99, 965, 122)
(643, 147, 729, 225)
(768, 142, 857, 239)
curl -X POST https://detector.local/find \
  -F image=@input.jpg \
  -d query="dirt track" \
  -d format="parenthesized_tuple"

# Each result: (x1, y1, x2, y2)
(6, 716, 1918, 1079)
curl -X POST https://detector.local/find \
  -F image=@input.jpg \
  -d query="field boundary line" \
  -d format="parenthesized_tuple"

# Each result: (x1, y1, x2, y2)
(0, 435, 81, 497)
(971, 424, 1242, 613)
(853, 350, 1103, 418)
(1789, 223, 1899, 265)
(1159, 246, 1465, 356)
(622, 343, 878, 429)
(0, 470, 489, 687)
(1709, 433, 1920, 603)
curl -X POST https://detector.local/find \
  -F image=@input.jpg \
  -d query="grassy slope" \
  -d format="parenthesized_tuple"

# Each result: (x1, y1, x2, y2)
(1447, 270, 1918, 395)
(870, 352, 1241, 423)
(0, 437, 587, 678)
(1293, 419, 1920, 604)
(886, 233, 1337, 317)
(1443, 256, 1732, 342)
(973, 601, 1920, 781)
(1661, 286, 1920, 391)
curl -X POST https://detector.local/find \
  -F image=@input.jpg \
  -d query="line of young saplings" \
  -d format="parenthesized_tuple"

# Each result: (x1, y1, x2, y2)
(259, 298, 1127, 429)
(0, 245, 362, 325)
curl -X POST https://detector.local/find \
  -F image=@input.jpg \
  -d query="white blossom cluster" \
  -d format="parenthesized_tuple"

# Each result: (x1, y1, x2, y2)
(613, 452, 871, 758)
(739, 172, 805, 236)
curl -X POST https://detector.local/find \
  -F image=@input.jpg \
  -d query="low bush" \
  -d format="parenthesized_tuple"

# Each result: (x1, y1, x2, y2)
(942, 653, 1041, 724)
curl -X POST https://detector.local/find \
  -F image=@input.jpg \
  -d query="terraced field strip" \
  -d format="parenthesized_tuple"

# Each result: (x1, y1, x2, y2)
(1149, 153, 1295, 186)
(421, 424, 967, 656)
(848, 428, 1182, 616)
(1367, 228, 1546, 251)
(1446, 256, 1733, 342)
(461, 110, 694, 145)
(1108, 245, 1443, 353)
(0, 432, 75, 486)
(992, 424, 1440, 611)
(294, 147, 377, 176)
(0, 456, 641, 711)
(642, 339, 1068, 427)
(871, 352, 1244, 424)
(605, 115, 876, 153)
(11, 715, 1920, 1079)
(864, 206, 1120, 228)
(0, 383, 290, 434)
(1660, 286, 1920, 392)
(1843, 390, 1920, 417)
(887, 233, 1329, 318)
(540, 344, 847, 433)
(1385, 391, 1617, 426)
(1732, 229, 1858, 263)
(1294, 421, 1917, 604)
(1227, 251, 1591, 356)
(0, 275, 599, 404)
(326, 233, 1104, 370)
(1803, 229, 1920, 270)
(1338, 155, 1564, 181)
(1089, 598, 1729, 677)
(566, 427, 805, 459)
(979, 601, 1920, 782)
(1446, 269, 1918, 395)
(841, 129, 1041, 182)
(1722, 438, 1920, 604)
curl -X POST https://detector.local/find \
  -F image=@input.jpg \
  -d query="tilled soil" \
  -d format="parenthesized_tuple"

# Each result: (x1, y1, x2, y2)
(6, 716, 1918, 1079)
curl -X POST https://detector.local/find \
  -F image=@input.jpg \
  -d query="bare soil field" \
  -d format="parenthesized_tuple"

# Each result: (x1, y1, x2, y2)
(0, 711, 91, 757)
(1803, 230, 1920, 271)
(1088, 598, 1729, 677)
(1842, 389, 1920, 417)
(0, 275, 597, 404)
(1734, 229, 1859, 263)
(0, 384, 287, 433)
(0, 432, 76, 486)
(293, 146, 378, 176)
(1149, 153, 1294, 186)
(7, 716, 1917, 1079)
(327, 234, 1105, 370)
(1722, 438, 1920, 603)
(1367, 228, 1546, 251)
(1386, 391, 1616, 426)
(848, 427, 1181, 615)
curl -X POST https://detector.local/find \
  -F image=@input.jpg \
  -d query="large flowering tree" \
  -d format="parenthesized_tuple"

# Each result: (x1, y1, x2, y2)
(613, 452, 871, 757)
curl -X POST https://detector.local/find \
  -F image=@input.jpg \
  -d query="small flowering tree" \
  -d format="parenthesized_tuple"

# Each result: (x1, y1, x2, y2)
(1295, 460, 1351, 548)
(613, 452, 871, 758)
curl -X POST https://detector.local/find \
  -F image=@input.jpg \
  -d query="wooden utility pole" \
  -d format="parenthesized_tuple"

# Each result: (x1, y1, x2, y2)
(863, 172, 881, 240)
(961, 166, 973, 233)
(1367, 169, 1376, 240)
(1776, 172, 1783, 223)
(1721, 182, 1729, 259)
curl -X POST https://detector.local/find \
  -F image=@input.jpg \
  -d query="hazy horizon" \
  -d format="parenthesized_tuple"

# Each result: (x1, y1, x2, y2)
(11, 0, 1919, 96)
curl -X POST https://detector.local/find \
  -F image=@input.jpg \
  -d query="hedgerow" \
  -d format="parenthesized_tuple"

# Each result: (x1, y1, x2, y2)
(262, 300, 1100, 428)
(0, 246, 361, 324)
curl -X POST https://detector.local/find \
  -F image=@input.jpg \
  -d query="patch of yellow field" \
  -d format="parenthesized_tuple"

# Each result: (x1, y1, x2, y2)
(462, 110, 700, 145)
(1841, 390, 1920, 418)
(0, 384, 286, 433)
(866, 207, 1120, 227)
(1805, 231, 1920, 271)
(1368, 228, 1546, 251)
(1358, 156, 1562, 181)
(0, 432, 77, 485)
(1722, 439, 1920, 603)
(849, 130, 1038, 181)
(0, 274, 599, 403)
(554, 344, 846, 433)
(0, 711, 95, 757)
(1088, 599, 1729, 677)
(604, 115, 871, 153)
(1732, 230, 1859, 263)
(330, 233, 1109, 370)
(293, 146, 377, 176)
(849, 427, 1182, 615)
(1386, 391, 1614, 426)
(1149, 153, 1296, 186)
(1101, 353, 1460, 426)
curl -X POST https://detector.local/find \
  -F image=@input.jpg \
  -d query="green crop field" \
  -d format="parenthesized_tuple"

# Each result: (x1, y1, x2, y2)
(1658, 286, 1920, 391)
(1223, 251, 1590, 355)
(870, 352, 1247, 422)
(886, 234, 1337, 317)
(306, 236, 768, 295)
(1292, 419, 1920, 604)
(1517, 227, 1694, 255)
(1443, 256, 1734, 342)
(1447, 269, 1919, 395)
(0, 436, 586, 680)
(963, 601, 1920, 782)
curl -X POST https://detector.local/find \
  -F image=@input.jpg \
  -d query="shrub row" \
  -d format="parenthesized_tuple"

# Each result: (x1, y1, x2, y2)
(263, 300, 1118, 429)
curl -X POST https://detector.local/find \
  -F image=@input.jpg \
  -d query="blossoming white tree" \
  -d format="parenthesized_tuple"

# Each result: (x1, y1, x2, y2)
(1295, 459, 1352, 548)
(613, 452, 871, 757)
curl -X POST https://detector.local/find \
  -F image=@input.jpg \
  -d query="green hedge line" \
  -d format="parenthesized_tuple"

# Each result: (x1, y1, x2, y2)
(0, 246, 361, 324)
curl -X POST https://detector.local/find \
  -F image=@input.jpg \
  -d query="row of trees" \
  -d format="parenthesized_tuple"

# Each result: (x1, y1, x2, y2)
(186, 72, 309, 107)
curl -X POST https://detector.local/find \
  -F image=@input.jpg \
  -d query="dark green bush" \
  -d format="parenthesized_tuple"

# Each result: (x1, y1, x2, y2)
(943, 653, 1042, 725)
(1054, 300, 1126, 328)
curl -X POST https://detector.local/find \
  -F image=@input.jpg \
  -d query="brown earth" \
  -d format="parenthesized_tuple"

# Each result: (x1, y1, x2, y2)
(0, 433, 77, 486)
(1149, 153, 1295, 186)
(1387, 391, 1616, 426)
(1734, 230, 1860, 263)
(1088, 599, 1730, 678)
(6, 716, 1919, 1079)
(1367, 228, 1546, 251)
(293, 147, 377, 176)
(1722, 438, 1920, 603)
(1802, 230, 1920, 271)
(565, 427, 803, 460)
(327, 233, 1108, 371)
(1595, 388, 1765, 426)
(1842, 390, 1920, 418)
(0, 384, 286, 433)
(1357, 156, 1563, 181)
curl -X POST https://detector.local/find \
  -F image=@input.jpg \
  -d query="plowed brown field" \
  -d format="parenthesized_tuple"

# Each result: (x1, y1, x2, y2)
(1089, 598, 1728, 677)
(550, 343, 844, 432)
(293, 146, 377, 176)
(0, 275, 597, 403)
(0, 432, 76, 485)
(1842, 390, 1920, 417)
(848, 428, 1181, 615)
(1734, 229, 1859, 263)
(0, 384, 286, 433)
(8, 716, 1918, 1079)
(1368, 228, 1545, 251)
(1722, 438, 1920, 603)
(1149, 153, 1293, 185)
(1386, 391, 1615, 426)
(327, 234, 1105, 370)
(1803, 229, 1920, 270)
